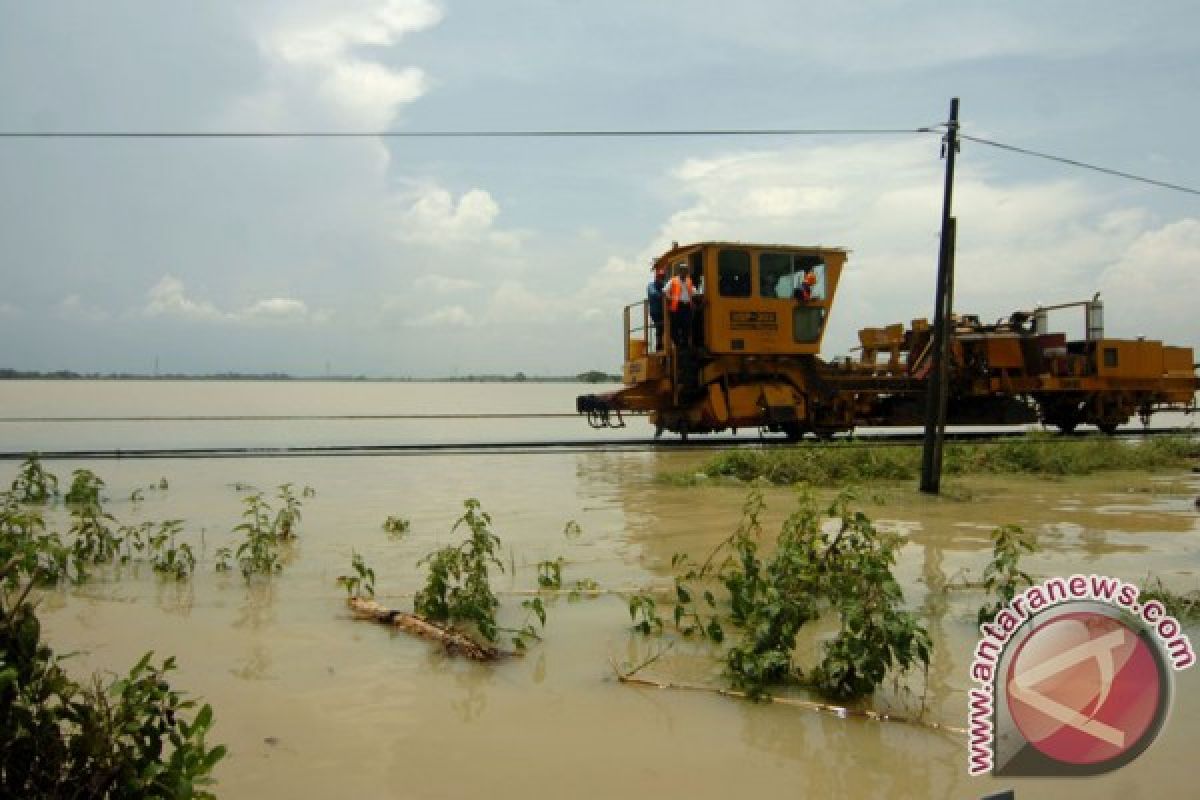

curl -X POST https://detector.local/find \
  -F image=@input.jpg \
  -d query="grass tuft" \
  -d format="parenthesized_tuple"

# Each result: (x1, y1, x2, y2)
(668, 434, 1198, 487)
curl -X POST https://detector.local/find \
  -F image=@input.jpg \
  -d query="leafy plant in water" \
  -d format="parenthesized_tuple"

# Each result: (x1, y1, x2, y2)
(0, 492, 70, 586)
(149, 520, 196, 580)
(414, 498, 504, 642)
(536, 557, 565, 589)
(977, 524, 1037, 626)
(11, 454, 58, 504)
(0, 563, 225, 798)
(213, 546, 233, 573)
(68, 495, 121, 577)
(337, 551, 376, 599)
(568, 577, 600, 602)
(657, 490, 931, 701)
(272, 483, 302, 539)
(806, 495, 931, 700)
(412, 499, 551, 650)
(1139, 576, 1200, 621)
(511, 596, 547, 651)
(64, 469, 105, 507)
(118, 521, 152, 563)
(628, 593, 663, 635)
(382, 516, 410, 536)
(562, 520, 582, 540)
(233, 493, 281, 580)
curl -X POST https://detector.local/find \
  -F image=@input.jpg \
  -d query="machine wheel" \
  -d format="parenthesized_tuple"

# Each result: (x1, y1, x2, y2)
(1053, 420, 1078, 435)
(1096, 422, 1118, 435)
(782, 422, 803, 443)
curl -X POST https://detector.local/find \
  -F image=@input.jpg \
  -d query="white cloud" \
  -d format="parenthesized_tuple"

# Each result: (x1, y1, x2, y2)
(143, 276, 325, 325)
(145, 276, 228, 321)
(397, 185, 522, 249)
(483, 280, 557, 323)
(407, 304, 476, 327)
(56, 294, 111, 322)
(232, 0, 442, 129)
(270, 0, 442, 63)
(242, 296, 309, 319)
(0, 302, 21, 317)
(412, 274, 483, 292)
(677, 4, 1124, 73)
(1100, 218, 1200, 343)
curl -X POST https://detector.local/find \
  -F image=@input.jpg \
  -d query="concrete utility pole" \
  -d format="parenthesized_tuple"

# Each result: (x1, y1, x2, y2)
(919, 98, 960, 494)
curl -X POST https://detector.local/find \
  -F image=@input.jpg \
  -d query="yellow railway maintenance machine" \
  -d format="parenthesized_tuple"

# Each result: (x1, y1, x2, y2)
(577, 241, 855, 439)
(576, 241, 1198, 439)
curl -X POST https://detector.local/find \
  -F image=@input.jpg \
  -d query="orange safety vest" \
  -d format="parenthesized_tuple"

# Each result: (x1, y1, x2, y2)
(666, 276, 695, 312)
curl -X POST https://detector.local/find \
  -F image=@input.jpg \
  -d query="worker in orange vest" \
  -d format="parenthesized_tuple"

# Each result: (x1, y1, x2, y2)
(666, 262, 696, 347)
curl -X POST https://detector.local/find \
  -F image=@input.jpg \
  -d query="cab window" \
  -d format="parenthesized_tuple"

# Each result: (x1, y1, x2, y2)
(793, 307, 826, 343)
(759, 253, 795, 298)
(759, 252, 827, 301)
(717, 249, 751, 297)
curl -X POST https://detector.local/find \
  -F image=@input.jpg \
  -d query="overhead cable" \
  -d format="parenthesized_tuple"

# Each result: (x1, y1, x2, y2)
(0, 127, 930, 139)
(961, 133, 1200, 197)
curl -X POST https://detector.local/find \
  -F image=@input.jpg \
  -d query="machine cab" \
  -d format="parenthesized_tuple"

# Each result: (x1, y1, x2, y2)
(623, 242, 846, 385)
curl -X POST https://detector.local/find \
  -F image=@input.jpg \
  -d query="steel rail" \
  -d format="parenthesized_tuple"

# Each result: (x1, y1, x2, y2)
(1, 427, 1192, 461)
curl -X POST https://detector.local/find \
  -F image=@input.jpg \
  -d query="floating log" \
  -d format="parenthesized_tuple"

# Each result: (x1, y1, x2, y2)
(615, 669, 966, 737)
(346, 597, 516, 661)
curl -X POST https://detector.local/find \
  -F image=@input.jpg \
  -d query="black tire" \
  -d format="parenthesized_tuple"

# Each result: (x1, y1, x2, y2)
(1097, 422, 1118, 435)
(1052, 419, 1078, 434)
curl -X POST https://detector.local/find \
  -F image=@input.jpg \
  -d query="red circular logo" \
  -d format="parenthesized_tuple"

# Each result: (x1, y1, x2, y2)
(1006, 610, 1164, 767)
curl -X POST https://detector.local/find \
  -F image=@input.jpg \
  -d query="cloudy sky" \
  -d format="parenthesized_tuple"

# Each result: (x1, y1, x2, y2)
(1, 0, 1197, 376)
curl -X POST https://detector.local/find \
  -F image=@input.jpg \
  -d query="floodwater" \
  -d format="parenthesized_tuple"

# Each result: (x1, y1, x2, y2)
(2, 381, 1199, 799)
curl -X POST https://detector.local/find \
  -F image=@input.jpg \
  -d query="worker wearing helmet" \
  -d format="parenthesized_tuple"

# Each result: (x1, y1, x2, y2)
(666, 263, 696, 347)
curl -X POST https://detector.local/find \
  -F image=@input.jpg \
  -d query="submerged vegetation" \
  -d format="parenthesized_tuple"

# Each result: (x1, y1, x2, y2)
(634, 490, 932, 701)
(1139, 577, 1200, 621)
(10, 453, 58, 504)
(0, 570, 226, 798)
(0, 456, 320, 794)
(382, 515, 410, 536)
(414, 498, 547, 651)
(1, 457, 226, 798)
(670, 434, 1198, 487)
(977, 525, 1038, 625)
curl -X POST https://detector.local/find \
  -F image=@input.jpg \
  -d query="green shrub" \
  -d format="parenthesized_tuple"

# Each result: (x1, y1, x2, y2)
(652, 490, 931, 701)
(10, 455, 58, 505)
(0, 565, 225, 798)
(680, 434, 1196, 487)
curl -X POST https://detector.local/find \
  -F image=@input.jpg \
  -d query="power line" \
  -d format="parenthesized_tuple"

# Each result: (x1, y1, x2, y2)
(961, 133, 1200, 197)
(0, 127, 930, 139)
(5, 124, 1196, 195)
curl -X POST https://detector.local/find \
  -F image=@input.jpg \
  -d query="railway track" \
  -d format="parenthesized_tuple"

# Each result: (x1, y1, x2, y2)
(1, 426, 1193, 461)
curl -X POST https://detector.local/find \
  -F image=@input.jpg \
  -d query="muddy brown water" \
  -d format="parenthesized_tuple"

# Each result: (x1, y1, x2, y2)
(3, 382, 1199, 798)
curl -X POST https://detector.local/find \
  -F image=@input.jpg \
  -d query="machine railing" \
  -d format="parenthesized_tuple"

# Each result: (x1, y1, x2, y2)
(623, 300, 652, 362)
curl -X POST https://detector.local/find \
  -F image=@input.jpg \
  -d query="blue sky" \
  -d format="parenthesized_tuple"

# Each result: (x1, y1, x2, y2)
(1, 0, 1197, 376)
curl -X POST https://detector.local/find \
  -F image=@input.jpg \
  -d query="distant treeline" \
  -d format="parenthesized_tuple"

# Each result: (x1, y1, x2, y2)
(0, 368, 621, 383)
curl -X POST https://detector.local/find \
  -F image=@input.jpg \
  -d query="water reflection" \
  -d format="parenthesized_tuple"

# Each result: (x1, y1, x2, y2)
(231, 645, 274, 681)
(154, 579, 194, 616)
(233, 582, 277, 630)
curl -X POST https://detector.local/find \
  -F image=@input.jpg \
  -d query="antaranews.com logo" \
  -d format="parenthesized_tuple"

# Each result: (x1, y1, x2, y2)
(968, 574, 1195, 777)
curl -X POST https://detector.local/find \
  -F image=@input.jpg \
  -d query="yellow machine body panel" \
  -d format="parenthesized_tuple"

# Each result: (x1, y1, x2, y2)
(1095, 339, 1165, 379)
